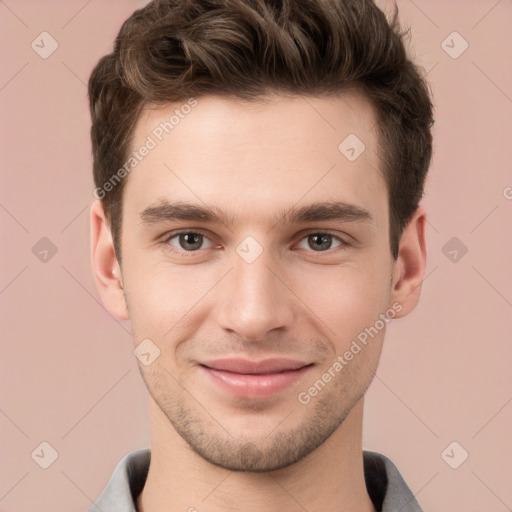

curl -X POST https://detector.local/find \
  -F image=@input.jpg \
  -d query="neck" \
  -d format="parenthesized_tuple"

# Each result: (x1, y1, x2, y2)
(136, 397, 376, 512)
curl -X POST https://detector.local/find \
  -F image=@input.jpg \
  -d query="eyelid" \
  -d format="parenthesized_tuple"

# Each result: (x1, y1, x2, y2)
(162, 229, 218, 253)
(299, 228, 349, 242)
(295, 229, 349, 250)
(161, 228, 351, 256)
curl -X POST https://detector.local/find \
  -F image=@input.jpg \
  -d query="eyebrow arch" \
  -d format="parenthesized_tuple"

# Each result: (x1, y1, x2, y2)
(139, 199, 373, 228)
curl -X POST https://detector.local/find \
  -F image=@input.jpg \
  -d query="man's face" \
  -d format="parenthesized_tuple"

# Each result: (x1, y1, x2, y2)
(118, 93, 396, 471)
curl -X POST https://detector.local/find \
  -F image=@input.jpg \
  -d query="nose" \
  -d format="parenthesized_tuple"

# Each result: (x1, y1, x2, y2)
(214, 246, 295, 342)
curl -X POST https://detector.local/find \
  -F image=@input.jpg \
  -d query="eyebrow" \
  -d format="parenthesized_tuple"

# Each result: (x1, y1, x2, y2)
(139, 199, 373, 228)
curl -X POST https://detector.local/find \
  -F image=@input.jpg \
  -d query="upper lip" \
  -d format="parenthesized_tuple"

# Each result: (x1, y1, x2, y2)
(201, 358, 311, 374)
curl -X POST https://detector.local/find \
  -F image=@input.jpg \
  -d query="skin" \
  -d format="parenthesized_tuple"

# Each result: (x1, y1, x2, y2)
(91, 92, 427, 512)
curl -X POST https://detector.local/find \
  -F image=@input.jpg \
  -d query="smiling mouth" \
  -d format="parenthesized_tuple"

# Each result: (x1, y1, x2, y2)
(199, 359, 315, 398)
(200, 357, 312, 374)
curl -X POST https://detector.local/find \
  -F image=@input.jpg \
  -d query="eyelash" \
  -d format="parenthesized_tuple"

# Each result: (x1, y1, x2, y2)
(160, 229, 350, 258)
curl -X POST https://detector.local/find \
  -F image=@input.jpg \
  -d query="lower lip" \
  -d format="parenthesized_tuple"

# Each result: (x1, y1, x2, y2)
(200, 364, 313, 399)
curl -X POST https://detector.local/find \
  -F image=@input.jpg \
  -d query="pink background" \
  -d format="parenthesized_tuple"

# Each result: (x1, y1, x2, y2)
(1, 1, 511, 511)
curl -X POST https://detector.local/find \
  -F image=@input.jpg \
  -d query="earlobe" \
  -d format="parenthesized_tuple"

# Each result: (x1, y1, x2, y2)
(90, 200, 130, 320)
(389, 205, 427, 319)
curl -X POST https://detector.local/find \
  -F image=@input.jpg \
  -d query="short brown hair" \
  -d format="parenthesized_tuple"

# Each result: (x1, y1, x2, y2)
(88, 0, 434, 264)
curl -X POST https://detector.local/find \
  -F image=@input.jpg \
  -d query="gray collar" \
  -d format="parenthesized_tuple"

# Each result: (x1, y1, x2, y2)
(89, 448, 422, 512)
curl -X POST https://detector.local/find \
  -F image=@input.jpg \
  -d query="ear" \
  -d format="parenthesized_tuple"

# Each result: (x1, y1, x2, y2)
(388, 204, 427, 318)
(90, 199, 129, 320)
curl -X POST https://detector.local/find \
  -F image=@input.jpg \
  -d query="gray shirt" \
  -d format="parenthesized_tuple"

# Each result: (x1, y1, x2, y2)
(88, 448, 423, 512)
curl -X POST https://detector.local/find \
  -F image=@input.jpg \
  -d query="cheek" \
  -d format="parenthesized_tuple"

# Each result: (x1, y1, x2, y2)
(125, 261, 209, 330)
(289, 262, 391, 342)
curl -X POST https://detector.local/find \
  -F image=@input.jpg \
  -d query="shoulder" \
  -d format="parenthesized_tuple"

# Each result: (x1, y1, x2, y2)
(88, 448, 151, 512)
(363, 450, 423, 512)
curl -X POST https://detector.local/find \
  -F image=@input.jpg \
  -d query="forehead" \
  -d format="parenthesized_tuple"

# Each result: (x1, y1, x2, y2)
(123, 92, 387, 231)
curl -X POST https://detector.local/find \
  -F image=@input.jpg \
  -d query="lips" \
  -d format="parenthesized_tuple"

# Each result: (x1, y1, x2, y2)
(199, 358, 313, 399)
(201, 358, 310, 374)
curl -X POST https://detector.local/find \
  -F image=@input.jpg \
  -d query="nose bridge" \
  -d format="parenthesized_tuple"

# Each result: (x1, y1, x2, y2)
(215, 240, 294, 340)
